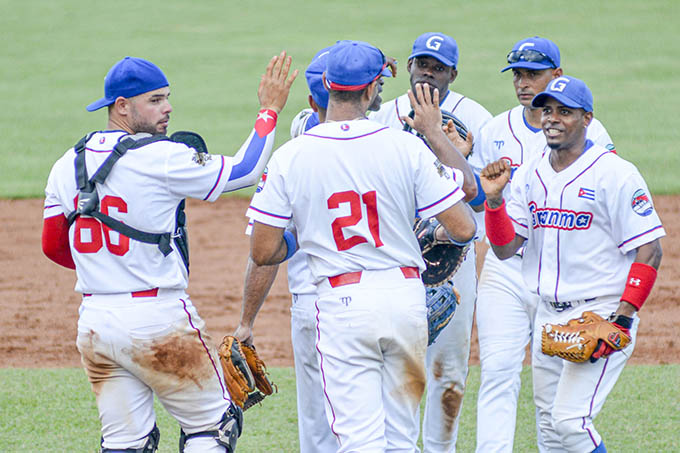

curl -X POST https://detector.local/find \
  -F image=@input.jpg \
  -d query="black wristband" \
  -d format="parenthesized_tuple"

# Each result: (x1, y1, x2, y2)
(610, 313, 634, 330)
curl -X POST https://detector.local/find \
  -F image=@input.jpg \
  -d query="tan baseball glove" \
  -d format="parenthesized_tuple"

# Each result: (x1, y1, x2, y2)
(218, 336, 276, 410)
(541, 311, 631, 363)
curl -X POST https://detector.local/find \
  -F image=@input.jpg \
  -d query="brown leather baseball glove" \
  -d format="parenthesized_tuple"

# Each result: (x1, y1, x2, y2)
(218, 336, 276, 410)
(541, 311, 631, 363)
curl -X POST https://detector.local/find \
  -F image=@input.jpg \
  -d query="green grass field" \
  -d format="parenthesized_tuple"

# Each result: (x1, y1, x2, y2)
(2, 0, 679, 197)
(1, 366, 678, 452)
(3, 0, 680, 451)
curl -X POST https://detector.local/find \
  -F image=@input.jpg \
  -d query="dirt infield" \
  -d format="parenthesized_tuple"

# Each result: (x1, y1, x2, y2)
(2, 196, 678, 368)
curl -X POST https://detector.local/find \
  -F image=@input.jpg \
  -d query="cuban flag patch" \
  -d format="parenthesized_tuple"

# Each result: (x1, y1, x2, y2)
(578, 187, 596, 201)
(631, 188, 653, 216)
(254, 109, 277, 138)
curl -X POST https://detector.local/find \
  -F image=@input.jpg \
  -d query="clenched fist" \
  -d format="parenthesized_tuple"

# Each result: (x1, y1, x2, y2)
(480, 159, 512, 208)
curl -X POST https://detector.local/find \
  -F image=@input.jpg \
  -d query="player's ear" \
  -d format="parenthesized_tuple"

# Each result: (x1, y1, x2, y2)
(448, 68, 458, 84)
(553, 67, 564, 78)
(406, 58, 414, 73)
(112, 96, 130, 116)
(583, 111, 593, 127)
(307, 95, 318, 112)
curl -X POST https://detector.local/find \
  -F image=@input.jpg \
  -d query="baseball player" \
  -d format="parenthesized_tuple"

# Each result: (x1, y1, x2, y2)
(370, 32, 491, 452)
(469, 37, 616, 453)
(235, 46, 337, 453)
(480, 75, 664, 453)
(245, 40, 477, 452)
(41, 54, 296, 452)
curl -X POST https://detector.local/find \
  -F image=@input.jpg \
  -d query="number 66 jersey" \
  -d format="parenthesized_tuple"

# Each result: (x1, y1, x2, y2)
(247, 119, 465, 282)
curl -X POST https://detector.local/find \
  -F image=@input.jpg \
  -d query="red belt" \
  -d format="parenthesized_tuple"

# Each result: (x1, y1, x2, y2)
(83, 288, 159, 298)
(328, 267, 420, 288)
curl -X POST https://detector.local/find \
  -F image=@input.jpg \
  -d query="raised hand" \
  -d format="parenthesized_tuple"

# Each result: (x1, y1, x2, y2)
(403, 83, 443, 140)
(258, 51, 299, 113)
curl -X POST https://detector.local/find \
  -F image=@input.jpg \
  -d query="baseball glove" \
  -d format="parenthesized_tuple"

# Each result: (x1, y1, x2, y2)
(426, 281, 460, 346)
(541, 311, 631, 363)
(218, 336, 277, 410)
(403, 108, 468, 142)
(414, 217, 470, 288)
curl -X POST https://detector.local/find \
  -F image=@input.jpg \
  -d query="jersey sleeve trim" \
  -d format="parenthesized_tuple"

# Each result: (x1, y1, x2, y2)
(245, 206, 290, 228)
(204, 155, 226, 201)
(617, 225, 665, 251)
(418, 187, 461, 213)
(247, 205, 291, 221)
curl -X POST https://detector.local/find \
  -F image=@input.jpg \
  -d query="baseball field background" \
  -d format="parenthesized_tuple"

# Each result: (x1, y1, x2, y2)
(1, 0, 678, 451)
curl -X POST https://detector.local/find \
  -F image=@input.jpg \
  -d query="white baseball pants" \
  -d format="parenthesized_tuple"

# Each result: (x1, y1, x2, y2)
(290, 292, 337, 453)
(76, 290, 230, 452)
(315, 267, 428, 453)
(422, 246, 477, 452)
(532, 297, 637, 452)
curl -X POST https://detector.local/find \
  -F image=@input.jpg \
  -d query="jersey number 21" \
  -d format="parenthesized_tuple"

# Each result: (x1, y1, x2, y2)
(328, 190, 384, 251)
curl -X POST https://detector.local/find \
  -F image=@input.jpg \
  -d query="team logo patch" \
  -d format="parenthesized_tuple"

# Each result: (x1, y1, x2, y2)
(578, 187, 596, 201)
(255, 167, 268, 193)
(631, 189, 653, 216)
(606, 143, 617, 154)
(99, 136, 106, 144)
(192, 151, 212, 166)
(341, 123, 350, 131)
(434, 160, 450, 179)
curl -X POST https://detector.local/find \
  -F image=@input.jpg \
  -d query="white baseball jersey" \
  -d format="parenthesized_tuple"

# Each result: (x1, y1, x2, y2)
(506, 141, 665, 302)
(44, 117, 276, 294)
(369, 89, 492, 156)
(470, 105, 614, 200)
(247, 119, 465, 281)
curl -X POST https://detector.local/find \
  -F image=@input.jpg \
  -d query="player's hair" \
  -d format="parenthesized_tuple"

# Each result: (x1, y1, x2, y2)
(328, 88, 368, 103)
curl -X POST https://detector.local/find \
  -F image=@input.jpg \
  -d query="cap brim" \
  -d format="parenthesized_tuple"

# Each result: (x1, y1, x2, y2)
(380, 66, 392, 77)
(408, 51, 455, 68)
(531, 92, 590, 111)
(501, 61, 555, 73)
(86, 97, 115, 112)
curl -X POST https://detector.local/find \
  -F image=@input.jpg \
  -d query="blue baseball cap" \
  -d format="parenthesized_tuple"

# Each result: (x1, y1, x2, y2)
(531, 76, 593, 112)
(305, 46, 332, 109)
(501, 37, 560, 73)
(324, 40, 392, 91)
(86, 56, 169, 112)
(409, 32, 458, 68)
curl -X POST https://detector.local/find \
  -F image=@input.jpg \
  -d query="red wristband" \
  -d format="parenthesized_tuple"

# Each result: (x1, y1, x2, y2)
(620, 262, 657, 310)
(484, 200, 515, 246)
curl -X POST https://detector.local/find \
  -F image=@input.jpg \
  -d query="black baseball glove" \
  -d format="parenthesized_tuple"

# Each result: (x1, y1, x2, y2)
(414, 217, 470, 288)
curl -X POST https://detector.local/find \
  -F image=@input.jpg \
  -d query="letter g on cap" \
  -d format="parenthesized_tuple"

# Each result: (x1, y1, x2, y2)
(426, 35, 444, 51)
(550, 76, 570, 93)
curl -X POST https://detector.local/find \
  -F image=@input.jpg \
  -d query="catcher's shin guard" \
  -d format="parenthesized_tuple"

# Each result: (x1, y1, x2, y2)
(101, 424, 160, 453)
(178, 404, 243, 453)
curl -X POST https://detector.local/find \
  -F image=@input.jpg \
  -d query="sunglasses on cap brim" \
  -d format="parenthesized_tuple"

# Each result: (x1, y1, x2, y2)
(506, 49, 557, 68)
